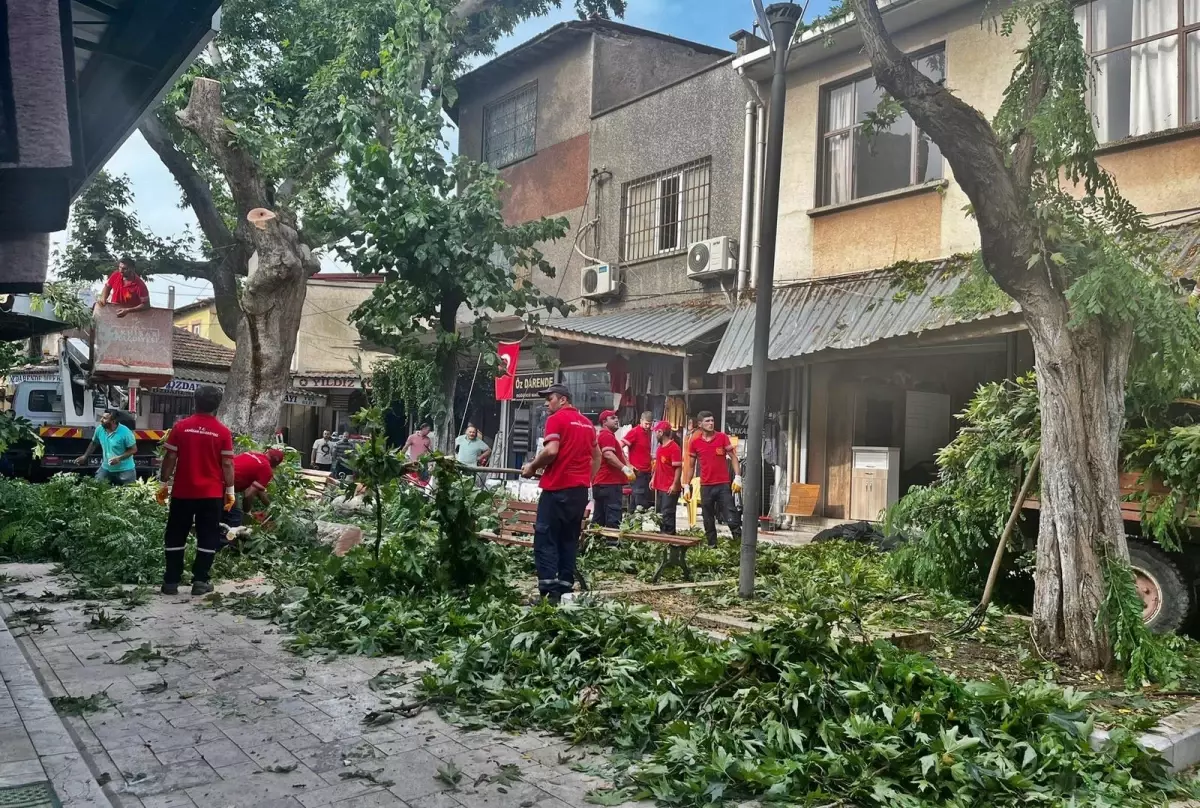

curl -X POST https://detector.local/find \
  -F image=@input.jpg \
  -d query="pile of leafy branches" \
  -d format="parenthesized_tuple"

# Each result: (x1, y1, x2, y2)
(885, 373, 1040, 598)
(219, 460, 514, 658)
(424, 598, 1190, 808)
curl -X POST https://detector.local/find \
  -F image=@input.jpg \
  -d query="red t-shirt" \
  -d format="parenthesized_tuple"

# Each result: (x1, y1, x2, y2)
(652, 440, 682, 492)
(689, 431, 733, 486)
(106, 270, 150, 306)
(233, 452, 274, 493)
(622, 425, 652, 472)
(593, 428, 629, 486)
(539, 406, 596, 491)
(165, 413, 233, 499)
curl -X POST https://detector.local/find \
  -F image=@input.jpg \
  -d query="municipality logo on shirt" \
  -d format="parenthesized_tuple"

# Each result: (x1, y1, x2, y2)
(184, 427, 223, 438)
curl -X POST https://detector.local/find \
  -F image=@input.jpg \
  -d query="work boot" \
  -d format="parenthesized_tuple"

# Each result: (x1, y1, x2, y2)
(191, 581, 213, 597)
(160, 583, 178, 595)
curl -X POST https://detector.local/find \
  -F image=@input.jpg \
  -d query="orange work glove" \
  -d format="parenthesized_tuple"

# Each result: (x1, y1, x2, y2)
(224, 486, 236, 512)
(156, 484, 170, 506)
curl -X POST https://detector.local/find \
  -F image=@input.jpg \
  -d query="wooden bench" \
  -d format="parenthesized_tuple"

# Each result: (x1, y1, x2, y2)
(479, 499, 590, 591)
(592, 527, 702, 583)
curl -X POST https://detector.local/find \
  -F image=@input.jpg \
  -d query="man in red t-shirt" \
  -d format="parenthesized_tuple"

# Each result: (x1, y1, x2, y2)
(97, 256, 150, 318)
(228, 448, 285, 526)
(593, 410, 635, 528)
(621, 411, 653, 511)
(682, 410, 742, 548)
(651, 421, 683, 535)
(521, 384, 600, 603)
(156, 385, 235, 596)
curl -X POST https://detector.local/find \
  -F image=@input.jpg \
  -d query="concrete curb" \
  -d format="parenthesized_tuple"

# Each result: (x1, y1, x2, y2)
(0, 607, 113, 807)
(1092, 701, 1200, 773)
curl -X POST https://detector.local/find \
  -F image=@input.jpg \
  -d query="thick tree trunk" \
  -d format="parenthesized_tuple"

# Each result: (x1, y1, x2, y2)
(435, 291, 464, 453)
(1025, 305, 1133, 668)
(221, 228, 316, 441)
(176, 78, 321, 441)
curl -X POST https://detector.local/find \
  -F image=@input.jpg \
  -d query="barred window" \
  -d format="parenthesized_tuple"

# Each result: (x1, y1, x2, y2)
(483, 83, 537, 167)
(621, 159, 711, 263)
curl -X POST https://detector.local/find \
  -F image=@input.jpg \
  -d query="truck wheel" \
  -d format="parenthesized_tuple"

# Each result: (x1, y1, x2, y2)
(1127, 540, 1190, 634)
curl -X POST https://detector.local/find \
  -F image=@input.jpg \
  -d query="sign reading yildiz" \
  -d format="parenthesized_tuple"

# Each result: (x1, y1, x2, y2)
(293, 374, 372, 390)
(513, 371, 557, 400)
(495, 342, 520, 401)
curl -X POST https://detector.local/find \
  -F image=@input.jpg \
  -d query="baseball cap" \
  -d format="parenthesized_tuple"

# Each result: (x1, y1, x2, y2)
(266, 448, 285, 466)
(538, 383, 570, 398)
(599, 409, 618, 422)
(653, 420, 672, 432)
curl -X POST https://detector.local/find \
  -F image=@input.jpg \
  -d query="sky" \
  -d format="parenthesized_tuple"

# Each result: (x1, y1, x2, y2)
(53, 0, 798, 309)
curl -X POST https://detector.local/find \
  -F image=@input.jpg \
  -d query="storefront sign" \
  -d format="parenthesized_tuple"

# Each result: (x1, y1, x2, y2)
(6, 372, 58, 385)
(294, 374, 371, 390)
(513, 372, 556, 400)
(158, 378, 327, 408)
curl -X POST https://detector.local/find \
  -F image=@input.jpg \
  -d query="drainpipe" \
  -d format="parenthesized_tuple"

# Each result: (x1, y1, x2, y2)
(750, 100, 767, 289)
(738, 101, 757, 294)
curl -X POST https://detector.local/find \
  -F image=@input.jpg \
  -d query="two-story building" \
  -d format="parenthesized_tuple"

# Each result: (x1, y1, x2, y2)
(451, 20, 757, 465)
(712, 0, 1200, 525)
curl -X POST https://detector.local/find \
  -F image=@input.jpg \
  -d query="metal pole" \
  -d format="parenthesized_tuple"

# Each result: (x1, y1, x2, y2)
(740, 2, 801, 599)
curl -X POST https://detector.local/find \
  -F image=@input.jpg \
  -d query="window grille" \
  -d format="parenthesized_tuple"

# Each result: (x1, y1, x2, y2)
(483, 83, 537, 167)
(621, 158, 711, 263)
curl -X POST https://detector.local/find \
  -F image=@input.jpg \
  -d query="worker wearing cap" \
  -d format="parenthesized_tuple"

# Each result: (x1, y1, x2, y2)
(156, 385, 234, 596)
(521, 383, 600, 604)
(228, 447, 285, 527)
(682, 410, 742, 548)
(651, 421, 682, 534)
(593, 410, 635, 528)
(621, 411, 653, 511)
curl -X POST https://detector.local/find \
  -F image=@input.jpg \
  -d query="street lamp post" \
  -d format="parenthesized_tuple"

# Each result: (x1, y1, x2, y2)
(739, 2, 802, 599)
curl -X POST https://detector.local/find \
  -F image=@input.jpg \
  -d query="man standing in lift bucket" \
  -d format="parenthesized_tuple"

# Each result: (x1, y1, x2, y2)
(521, 383, 599, 604)
(155, 385, 235, 596)
(682, 410, 742, 548)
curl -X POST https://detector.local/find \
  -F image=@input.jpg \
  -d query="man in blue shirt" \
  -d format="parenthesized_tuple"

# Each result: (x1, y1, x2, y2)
(75, 409, 138, 485)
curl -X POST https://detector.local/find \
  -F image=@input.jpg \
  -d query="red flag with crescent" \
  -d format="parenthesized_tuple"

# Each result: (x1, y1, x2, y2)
(495, 341, 520, 400)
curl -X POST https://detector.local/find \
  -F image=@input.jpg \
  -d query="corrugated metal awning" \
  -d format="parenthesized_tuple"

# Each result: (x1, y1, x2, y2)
(708, 262, 1016, 374)
(540, 305, 732, 356)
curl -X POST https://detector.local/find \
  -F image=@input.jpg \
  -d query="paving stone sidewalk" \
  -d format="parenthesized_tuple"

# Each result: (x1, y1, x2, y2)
(0, 563, 617, 808)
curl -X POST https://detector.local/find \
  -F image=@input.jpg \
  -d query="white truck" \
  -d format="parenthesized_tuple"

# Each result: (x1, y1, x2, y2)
(2, 306, 175, 481)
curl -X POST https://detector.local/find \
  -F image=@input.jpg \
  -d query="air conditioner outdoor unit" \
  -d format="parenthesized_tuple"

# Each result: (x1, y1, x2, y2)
(687, 236, 738, 279)
(580, 263, 619, 299)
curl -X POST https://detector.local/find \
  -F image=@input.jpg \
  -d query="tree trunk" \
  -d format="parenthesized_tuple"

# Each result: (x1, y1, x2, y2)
(1025, 304, 1133, 668)
(435, 291, 464, 454)
(175, 77, 321, 442)
(220, 228, 316, 441)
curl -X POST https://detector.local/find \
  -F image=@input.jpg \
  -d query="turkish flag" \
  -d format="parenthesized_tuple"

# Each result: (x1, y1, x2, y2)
(495, 341, 520, 401)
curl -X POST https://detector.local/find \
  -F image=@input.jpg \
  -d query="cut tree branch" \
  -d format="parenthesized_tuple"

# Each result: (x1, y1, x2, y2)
(139, 114, 236, 253)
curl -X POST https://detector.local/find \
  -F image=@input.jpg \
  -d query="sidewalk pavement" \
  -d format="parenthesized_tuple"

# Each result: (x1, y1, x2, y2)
(0, 563, 618, 808)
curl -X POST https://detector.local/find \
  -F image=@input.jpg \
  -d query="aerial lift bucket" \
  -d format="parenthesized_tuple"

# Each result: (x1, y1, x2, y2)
(88, 306, 175, 390)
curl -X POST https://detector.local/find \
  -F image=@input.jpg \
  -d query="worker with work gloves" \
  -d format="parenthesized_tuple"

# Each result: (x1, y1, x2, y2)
(682, 410, 742, 548)
(155, 385, 235, 596)
(592, 409, 636, 529)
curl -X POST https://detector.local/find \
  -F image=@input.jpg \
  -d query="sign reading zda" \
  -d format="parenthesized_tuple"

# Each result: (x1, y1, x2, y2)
(513, 372, 556, 400)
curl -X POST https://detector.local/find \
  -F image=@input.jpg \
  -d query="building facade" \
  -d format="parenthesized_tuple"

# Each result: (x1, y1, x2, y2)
(711, 0, 1200, 524)
(452, 20, 755, 467)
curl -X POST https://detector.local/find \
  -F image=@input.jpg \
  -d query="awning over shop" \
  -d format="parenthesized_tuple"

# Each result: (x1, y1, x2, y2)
(540, 304, 732, 356)
(708, 262, 1018, 374)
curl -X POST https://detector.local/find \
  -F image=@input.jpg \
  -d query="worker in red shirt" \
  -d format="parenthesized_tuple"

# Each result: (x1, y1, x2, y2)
(521, 384, 600, 604)
(621, 411, 653, 511)
(682, 410, 742, 548)
(97, 256, 150, 318)
(651, 421, 683, 535)
(593, 410, 635, 528)
(228, 448, 285, 526)
(156, 385, 235, 596)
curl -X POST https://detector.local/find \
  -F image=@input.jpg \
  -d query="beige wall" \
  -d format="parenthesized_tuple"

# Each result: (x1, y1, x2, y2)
(772, 0, 1200, 282)
(294, 281, 389, 374)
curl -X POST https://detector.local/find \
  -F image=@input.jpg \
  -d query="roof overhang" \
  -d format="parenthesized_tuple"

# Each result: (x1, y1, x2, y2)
(733, 0, 977, 82)
(0, 295, 70, 341)
(537, 304, 732, 357)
